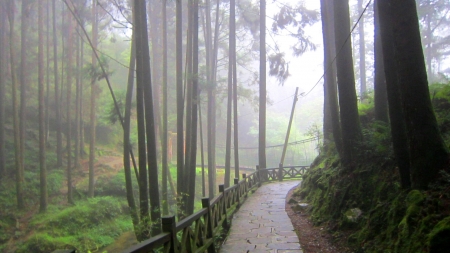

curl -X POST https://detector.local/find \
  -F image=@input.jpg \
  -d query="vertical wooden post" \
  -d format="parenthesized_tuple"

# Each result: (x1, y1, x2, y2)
(242, 173, 247, 198)
(234, 178, 240, 207)
(256, 165, 261, 187)
(278, 163, 283, 181)
(219, 184, 229, 229)
(162, 216, 177, 253)
(202, 198, 216, 253)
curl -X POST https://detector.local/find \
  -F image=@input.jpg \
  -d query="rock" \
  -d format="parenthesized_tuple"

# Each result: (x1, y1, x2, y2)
(345, 208, 362, 223)
(292, 203, 309, 212)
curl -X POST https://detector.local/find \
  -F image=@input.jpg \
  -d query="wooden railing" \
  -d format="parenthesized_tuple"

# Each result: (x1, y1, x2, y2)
(122, 164, 308, 253)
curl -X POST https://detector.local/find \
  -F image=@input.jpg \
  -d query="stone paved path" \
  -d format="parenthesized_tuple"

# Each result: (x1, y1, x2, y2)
(220, 180, 302, 253)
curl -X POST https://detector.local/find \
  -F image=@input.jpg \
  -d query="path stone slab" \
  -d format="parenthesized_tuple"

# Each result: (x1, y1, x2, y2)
(219, 181, 302, 253)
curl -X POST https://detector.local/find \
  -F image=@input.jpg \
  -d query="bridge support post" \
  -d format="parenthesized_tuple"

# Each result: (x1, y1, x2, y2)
(278, 163, 283, 181)
(242, 174, 247, 198)
(162, 216, 178, 253)
(234, 178, 240, 207)
(219, 184, 229, 229)
(202, 198, 216, 253)
(256, 165, 261, 187)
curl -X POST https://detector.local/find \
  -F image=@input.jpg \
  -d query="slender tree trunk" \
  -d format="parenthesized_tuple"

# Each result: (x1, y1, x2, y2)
(334, 0, 362, 165)
(79, 41, 85, 158)
(358, 0, 367, 99)
(18, 0, 30, 209)
(134, 0, 150, 234)
(75, 32, 81, 172)
(376, 0, 411, 189)
(374, 2, 388, 123)
(390, 0, 448, 189)
(88, 0, 98, 198)
(184, 0, 194, 214)
(259, 0, 267, 169)
(45, 0, 50, 147)
(53, 0, 63, 167)
(161, 0, 169, 216)
(320, 0, 343, 156)
(39, 0, 48, 212)
(225, 9, 233, 187)
(205, 0, 215, 198)
(7, 0, 22, 207)
(66, 6, 74, 204)
(176, 0, 185, 218)
(231, 0, 239, 180)
(124, 29, 141, 240)
(186, 0, 199, 216)
(0, 0, 6, 178)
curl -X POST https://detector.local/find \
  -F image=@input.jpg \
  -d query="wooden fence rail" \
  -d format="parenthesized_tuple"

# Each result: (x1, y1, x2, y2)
(122, 164, 308, 253)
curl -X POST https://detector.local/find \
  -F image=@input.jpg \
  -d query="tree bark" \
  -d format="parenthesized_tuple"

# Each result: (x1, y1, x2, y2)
(53, 0, 63, 167)
(176, 0, 185, 218)
(161, 0, 169, 216)
(67, 5, 75, 204)
(376, 0, 411, 189)
(259, 0, 267, 169)
(390, 0, 448, 189)
(7, 0, 22, 208)
(123, 28, 141, 240)
(0, 0, 6, 178)
(88, 0, 98, 198)
(320, 0, 343, 156)
(374, 3, 389, 123)
(39, 0, 48, 212)
(334, 0, 362, 165)
(358, 0, 367, 99)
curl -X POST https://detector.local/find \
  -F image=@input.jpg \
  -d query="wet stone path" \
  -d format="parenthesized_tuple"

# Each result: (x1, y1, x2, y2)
(220, 180, 303, 253)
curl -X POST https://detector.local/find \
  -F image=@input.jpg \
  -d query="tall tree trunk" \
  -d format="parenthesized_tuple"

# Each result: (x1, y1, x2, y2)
(149, 2, 163, 160)
(376, 0, 411, 189)
(334, 0, 362, 166)
(45, 0, 50, 147)
(39, 0, 48, 212)
(176, 0, 185, 218)
(373, 2, 388, 123)
(124, 28, 141, 240)
(7, 0, 22, 207)
(259, 0, 267, 169)
(66, 6, 74, 204)
(134, 0, 150, 235)
(320, 0, 343, 156)
(0, 0, 6, 178)
(79, 41, 85, 158)
(184, 0, 194, 215)
(88, 0, 98, 198)
(186, 0, 199, 216)
(358, 0, 367, 99)
(19, 0, 30, 209)
(75, 31, 81, 173)
(53, 0, 63, 167)
(161, 0, 169, 216)
(205, 0, 216, 198)
(224, 3, 233, 187)
(390, 0, 448, 189)
(232, 0, 239, 180)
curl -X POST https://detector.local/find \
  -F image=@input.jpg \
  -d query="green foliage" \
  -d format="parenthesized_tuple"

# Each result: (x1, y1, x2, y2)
(24, 197, 133, 252)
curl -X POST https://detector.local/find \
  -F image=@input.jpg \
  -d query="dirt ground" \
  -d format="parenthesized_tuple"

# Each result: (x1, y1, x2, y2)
(285, 186, 351, 253)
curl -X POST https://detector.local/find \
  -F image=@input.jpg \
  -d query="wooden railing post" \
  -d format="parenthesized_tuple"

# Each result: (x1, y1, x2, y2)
(202, 198, 216, 253)
(242, 173, 248, 198)
(234, 178, 240, 207)
(256, 165, 261, 187)
(162, 216, 177, 253)
(219, 184, 229, 229)
(278, 163, 283, 181)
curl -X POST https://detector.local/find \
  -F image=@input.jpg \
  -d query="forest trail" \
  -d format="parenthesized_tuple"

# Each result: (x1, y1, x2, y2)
(220, 181, 302, 253)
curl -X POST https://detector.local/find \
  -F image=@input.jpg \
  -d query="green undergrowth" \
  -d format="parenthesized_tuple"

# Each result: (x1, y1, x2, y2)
(298, 143, 450, 252)
(296, 84, 450, 252)
(16, 196, 133, 253)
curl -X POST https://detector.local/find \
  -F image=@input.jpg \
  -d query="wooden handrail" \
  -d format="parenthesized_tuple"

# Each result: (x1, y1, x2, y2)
(122, 165, 309, 253)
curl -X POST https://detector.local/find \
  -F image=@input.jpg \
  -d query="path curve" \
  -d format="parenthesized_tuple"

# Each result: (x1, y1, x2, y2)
(220, 180, 303, 253)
